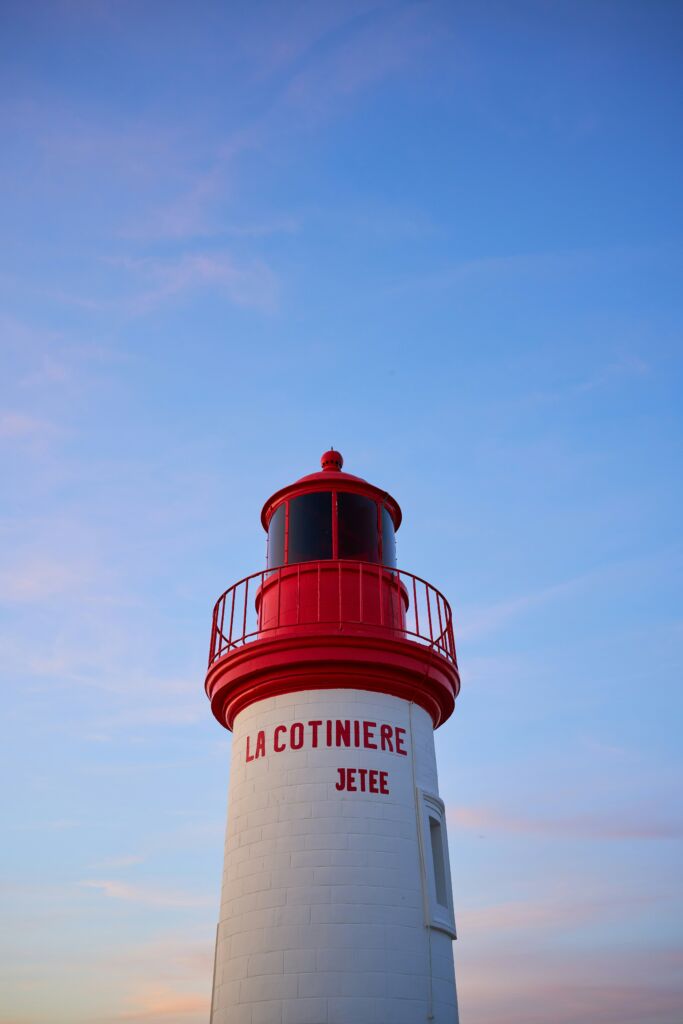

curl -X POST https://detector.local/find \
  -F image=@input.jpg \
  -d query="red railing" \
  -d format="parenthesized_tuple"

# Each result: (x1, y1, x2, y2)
(208, 561, 457, 670)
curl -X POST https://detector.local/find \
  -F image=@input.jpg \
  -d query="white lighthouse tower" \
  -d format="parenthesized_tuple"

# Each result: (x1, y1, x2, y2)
(205, 451, 461, 1024)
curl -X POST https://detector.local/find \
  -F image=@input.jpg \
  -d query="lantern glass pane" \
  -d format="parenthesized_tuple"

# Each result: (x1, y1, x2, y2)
(338, 492, 380, 563)
(267, 503, 286, 568)
(381, 506, 397, 567)
(288, 492, 333, 563)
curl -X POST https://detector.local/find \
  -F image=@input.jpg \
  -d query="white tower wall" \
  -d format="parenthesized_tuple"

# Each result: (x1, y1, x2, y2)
(211, 687, 458, 1024)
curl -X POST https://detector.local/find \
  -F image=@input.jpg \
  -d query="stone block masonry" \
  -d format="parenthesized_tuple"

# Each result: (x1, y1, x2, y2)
(211, 688, 458, 1024)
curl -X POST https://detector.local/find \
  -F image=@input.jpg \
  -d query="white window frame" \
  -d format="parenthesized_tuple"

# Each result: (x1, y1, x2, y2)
(418, 790, 457, 938)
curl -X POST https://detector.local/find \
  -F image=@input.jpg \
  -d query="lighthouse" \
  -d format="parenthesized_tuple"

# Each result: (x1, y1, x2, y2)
(205, 451, 461, 1024)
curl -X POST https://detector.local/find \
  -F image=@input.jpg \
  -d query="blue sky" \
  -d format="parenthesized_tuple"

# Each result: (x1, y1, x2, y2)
(1, 2, 682, 1022)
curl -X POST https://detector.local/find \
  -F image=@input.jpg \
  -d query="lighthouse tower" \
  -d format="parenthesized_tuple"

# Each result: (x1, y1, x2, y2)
(205, 451, 461, 1024)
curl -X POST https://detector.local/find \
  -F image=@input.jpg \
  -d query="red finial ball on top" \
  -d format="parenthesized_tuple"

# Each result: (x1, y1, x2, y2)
(321, 448, 343, 472)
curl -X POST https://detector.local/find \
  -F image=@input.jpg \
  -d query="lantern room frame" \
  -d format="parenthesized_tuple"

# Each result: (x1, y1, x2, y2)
(266, 490, 397, 568)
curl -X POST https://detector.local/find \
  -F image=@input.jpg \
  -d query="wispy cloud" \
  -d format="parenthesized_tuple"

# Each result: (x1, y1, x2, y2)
(0, 555, 94, 604)
(282, 4, 438, 114)
(458, 891, 662, 934)
(23, 248, 280, 317)
(79, 880, 212, 909)
(0, 411, 59, 444)
(459, 945, 683, 1024)
(449, 804, 683, 840)
(90, 854, 145, 870)
(388, 244, 654, 295)
(576, 354, 650, 392)
(119, 5, 442, 245)
(457, 549, 682, 640)
(457, 575, 584, 639)
(134, 251, 278, 312)
(109, 251, 280, 314)
(115, 135, 251, 242)
(117, 985, 210, 1021)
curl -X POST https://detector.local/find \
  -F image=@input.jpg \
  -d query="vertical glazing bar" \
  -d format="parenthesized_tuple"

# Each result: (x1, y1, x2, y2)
(242, 577, 249, 643)
(412, 576, 419, 638)
(359, 562, 363, 623)
(332, 492, 339, 560)
(284, 501, 289, 565)
(317, 562, 321, 622)
(376, 501, 382, 564)
(338, 560, 342, 628)
(426, 583, 434, 643)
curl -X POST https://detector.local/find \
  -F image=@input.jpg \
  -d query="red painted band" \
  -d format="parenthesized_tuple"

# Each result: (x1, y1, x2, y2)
(205, 631, 459, 731)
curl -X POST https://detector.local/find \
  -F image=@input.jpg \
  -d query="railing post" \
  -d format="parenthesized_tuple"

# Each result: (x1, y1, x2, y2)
(218, 597, 226, 658)
(209, 604, 218, 667)
(378, 563, 384, 626)
(242, 578, 249, 646)
(436, 593, 444, 652)
(276, 567, 281, 629)
(208, 567, 457, 669)
(317, 562, 321, 623)
(394, 568, 401, 631)
(228, 588, 236, 650)
(296, 564, 301, 626)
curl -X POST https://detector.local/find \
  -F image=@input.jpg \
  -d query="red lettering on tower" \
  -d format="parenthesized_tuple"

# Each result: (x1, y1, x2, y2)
(335, 767, 390, 795)
(308, 720, 322, 747)
(380, 724, 394, 752)
(363, 721, 377, 749)
(336, 720, 350, 747)
(246, 730, 266, 761)
(246, 719, 409, 762)
(273, 725, 286, 752)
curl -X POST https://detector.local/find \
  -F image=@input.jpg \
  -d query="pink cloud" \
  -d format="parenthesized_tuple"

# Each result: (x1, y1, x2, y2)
(457, 889, 667, 941)
(117, 251, 279, 314)
(0, 411, 57, 443)
(448, 804, 683, 840)
(0, 555, 93, 603)
(117, 985, 209, 1022)
(79, 880, 212, 909)
(458, 946, 683, 1024)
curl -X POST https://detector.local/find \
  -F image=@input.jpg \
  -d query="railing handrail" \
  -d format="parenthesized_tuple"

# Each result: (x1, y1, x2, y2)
(208, 560, 457, 670)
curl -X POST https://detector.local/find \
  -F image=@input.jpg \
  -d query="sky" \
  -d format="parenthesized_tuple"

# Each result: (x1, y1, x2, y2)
(1, 1, 682, 1022)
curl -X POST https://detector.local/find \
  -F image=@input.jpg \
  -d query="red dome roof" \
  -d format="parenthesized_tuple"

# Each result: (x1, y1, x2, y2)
(260, 450, 402, 531)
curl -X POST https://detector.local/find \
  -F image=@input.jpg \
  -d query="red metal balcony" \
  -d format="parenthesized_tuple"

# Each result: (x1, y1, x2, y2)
(208, 561, 458, 670)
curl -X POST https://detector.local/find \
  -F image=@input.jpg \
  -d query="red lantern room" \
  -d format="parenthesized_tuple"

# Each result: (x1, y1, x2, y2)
(205, 450, 460, 730)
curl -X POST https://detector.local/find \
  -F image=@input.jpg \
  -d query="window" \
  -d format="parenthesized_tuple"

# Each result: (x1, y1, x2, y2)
(267, 503, 286, 569)
(429, 816, 448, 907)
(337, 492, 380, 563)
(267, 491, 396, 567)
(381, 506, 397, 567)
(419, 791, 456, 937)
(288, 492, 333, 563)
